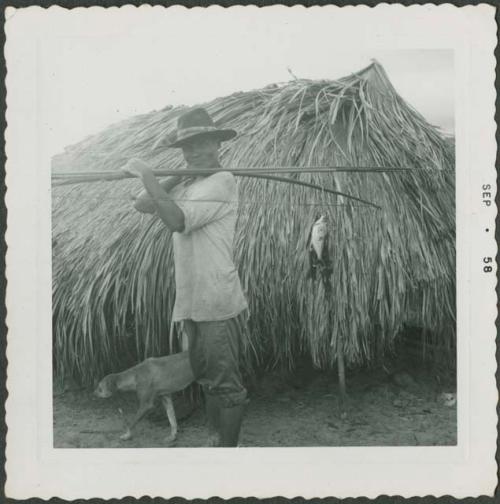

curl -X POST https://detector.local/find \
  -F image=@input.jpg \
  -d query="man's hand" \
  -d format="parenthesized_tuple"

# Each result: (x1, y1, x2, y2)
(123, 159, 155, 213)
(132, 194, 157, 214)
(122, 158, 152, 179)
(123, 160, 185, 231)
(132, 176, 183, 214)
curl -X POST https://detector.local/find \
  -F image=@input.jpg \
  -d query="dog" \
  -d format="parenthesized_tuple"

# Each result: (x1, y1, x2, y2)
(94, 351, 194, 443)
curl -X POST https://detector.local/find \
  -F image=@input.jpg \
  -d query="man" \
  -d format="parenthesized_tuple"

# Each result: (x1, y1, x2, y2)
(123, 108, 248, 447)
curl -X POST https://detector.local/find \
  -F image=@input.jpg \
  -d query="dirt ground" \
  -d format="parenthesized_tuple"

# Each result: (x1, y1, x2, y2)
(54, 363, 456, 448)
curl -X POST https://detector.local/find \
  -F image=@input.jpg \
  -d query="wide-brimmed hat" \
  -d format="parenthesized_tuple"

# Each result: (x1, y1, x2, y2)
(166, 107, 237, 148)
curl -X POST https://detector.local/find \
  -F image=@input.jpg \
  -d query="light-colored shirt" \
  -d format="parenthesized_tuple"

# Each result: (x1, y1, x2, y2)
(170, 170, 248, 322)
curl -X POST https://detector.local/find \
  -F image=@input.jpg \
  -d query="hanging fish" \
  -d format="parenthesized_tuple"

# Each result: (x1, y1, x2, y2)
(308, 214, 327, 266)
(306, 214, 333, 292)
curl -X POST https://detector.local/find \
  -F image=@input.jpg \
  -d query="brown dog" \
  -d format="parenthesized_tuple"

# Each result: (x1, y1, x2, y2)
(94, 352, 194, 443)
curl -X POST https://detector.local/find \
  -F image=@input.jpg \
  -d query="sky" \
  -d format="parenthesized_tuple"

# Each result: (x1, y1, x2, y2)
(40, 8, 454, 157)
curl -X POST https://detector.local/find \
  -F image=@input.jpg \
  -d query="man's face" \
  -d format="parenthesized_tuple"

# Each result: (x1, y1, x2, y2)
(181, 136, 221, 168)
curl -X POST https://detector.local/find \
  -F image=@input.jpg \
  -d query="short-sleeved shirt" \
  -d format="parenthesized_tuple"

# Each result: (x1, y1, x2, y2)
(170, 170, 248, 322)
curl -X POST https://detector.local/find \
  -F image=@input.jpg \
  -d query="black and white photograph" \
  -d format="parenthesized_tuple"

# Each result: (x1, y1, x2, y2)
(4, 4, 497, 500)
(51, 49, 457, 449)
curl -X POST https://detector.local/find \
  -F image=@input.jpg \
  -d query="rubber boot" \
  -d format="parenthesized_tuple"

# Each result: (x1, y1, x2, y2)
(204, 394, 221, 447)
(218, 402, 246, 447)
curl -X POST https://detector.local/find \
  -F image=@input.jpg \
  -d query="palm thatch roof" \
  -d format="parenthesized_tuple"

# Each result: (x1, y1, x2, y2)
(52, 61, 455, 385)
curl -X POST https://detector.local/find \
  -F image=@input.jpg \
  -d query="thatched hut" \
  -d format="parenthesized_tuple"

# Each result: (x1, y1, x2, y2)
(52, 61, 455, 385)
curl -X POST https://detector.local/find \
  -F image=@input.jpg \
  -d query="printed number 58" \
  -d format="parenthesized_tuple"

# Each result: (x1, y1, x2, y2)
(483, 257, 493, 273)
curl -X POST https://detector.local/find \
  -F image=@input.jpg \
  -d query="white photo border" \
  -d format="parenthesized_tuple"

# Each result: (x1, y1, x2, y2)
(4, 4, 498, 499)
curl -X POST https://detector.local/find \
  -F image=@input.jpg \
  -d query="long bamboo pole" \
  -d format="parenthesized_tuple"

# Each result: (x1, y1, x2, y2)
(52, 168, 383, 209)
(52, 166, 419, 185)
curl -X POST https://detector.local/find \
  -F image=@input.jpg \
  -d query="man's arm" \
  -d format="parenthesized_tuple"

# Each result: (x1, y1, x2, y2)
(177, 171, 236, 233)
(133, 177, 182, 214)
(124, 159, 185, 233)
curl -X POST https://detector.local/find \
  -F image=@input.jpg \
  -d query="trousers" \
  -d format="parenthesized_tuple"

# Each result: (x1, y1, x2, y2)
(183, 316, 248, 407)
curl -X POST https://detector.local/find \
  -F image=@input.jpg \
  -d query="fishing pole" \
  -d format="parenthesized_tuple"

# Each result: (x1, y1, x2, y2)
(51, 165, 437, 184)
(52, 169, 382, 209)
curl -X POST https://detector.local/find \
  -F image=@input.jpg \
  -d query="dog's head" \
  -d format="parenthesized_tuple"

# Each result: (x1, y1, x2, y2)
(93, 374, 117, 398)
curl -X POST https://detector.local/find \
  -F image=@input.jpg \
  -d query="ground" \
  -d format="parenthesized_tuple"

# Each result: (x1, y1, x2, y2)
(54, 363, 456, 448)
